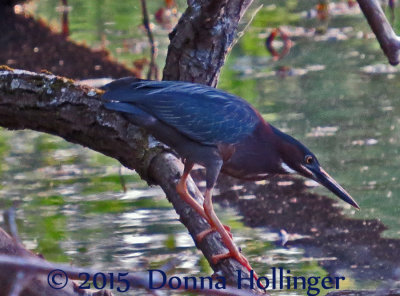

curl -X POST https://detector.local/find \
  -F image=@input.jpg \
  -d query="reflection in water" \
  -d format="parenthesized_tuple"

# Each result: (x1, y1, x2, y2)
(1, 0, 400, 295)
(208, 172, 400, 291)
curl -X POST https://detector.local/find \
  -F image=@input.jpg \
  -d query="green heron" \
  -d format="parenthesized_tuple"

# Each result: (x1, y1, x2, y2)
(101, 78, 359, 278)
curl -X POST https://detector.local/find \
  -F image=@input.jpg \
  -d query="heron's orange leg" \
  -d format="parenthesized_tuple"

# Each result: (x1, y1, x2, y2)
(176, 163, 209, 221)
(202, 188, 260, 283)
(176, 163, 232, 237)
(177, 165, 260, 285)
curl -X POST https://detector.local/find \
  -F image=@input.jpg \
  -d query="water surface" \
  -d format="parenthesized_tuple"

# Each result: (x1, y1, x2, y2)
(1, 1, 400, 294)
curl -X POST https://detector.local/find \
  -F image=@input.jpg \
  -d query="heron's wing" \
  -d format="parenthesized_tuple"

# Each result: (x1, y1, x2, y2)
(102, 79, 262, 145)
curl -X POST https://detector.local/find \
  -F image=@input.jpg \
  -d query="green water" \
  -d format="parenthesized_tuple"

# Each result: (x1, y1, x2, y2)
(1, 0, 400, 295)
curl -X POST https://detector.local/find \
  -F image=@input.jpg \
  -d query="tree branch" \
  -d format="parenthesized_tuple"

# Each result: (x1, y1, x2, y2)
(158, 0, 258, 285)
(0, 227, 79, 296)
(0, 69, 254, 287)
(0, 222, 263, 295)
(140, 0, 159, 80)
(163, 0, 254, 86)
(0, 0, 258, 289)
(357, 0, 400, 65)
(0, 254, 263, 296)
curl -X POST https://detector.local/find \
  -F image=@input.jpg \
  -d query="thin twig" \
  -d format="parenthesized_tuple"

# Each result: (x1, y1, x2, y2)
(8, 271, 33, 296)
(159, 257, 181, 273)
(60, 0, 69, 37)
(357, 0, 400, 65)
(388, 0, 396, 25)
(225, 4, 262, 65)
(118, 166, 127, 193)
(140, 0, 159, 80)
(232, 4, 263, 48)
(3, 207, 21, 244)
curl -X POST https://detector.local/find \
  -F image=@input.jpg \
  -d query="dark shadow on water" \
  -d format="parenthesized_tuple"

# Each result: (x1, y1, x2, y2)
(193, 170, 400, 285)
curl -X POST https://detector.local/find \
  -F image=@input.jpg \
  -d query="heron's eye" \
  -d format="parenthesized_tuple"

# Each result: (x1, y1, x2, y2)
(305, 155, 313, 165)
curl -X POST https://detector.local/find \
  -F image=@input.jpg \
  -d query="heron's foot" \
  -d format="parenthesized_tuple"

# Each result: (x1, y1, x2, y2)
(212, 251, 261, 286)
(199, 187, 264, 289)
(196, 225, 232, 242)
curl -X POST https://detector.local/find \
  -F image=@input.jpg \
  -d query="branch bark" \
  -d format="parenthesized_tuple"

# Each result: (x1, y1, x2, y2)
(0, 254, 263, 296)
(0, 0, 257, 289)
(0, 223, 263, 295)
(163, 0, 254, 86)
(357, 0, 400, 65)
(0, 69, 254, 288)
(0, 227, 80, 296)
(153, 0, 257, 285)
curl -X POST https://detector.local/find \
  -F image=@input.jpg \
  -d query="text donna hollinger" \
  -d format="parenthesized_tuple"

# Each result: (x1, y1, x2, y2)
(148, 268, 346, 296)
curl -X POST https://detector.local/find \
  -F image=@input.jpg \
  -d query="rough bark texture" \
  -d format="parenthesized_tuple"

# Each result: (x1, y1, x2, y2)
(0, 69, 254, 288)
(0, 229, 263, 296)
(0, 228, 82, 296)
(163, 0, 254, 86)
(0, 0, 258, 290)
(158, 0, 258, 285)
(357, 0, 400, 65)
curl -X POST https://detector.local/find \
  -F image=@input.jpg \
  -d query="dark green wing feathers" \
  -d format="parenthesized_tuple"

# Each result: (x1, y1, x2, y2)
(102, 79, 261, 145)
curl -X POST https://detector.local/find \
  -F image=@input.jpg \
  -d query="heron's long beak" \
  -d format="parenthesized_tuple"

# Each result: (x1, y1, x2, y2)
(303, 165, 360, 210)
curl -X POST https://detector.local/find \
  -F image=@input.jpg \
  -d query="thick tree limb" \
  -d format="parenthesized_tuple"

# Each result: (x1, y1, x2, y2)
(160, 0, 258, 283)
(0, 69, 255, 288)
(357, 0, 400, 65)
(0, 227, 80, 296)
(0, 0, 258, 289)
(163, 0, 254, 86)
(0, 223, 263, 295)
(159, 0, 259, 287)
(0, 254, 263, 296)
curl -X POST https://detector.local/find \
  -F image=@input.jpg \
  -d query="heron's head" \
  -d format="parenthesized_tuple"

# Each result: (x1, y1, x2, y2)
(273, 126, 360, 210)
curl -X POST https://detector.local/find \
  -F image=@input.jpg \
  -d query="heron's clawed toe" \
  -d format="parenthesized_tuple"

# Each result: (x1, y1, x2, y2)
(211, 251, 262, 287)
(196, 225, 233, 242)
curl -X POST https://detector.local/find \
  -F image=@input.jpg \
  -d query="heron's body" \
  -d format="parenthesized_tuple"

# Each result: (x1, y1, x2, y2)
(102, 78, 294, 180)
(102, 77, 359, 278)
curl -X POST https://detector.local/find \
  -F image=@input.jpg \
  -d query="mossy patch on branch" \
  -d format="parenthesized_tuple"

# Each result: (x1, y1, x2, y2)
(0, 65, 14, 72)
